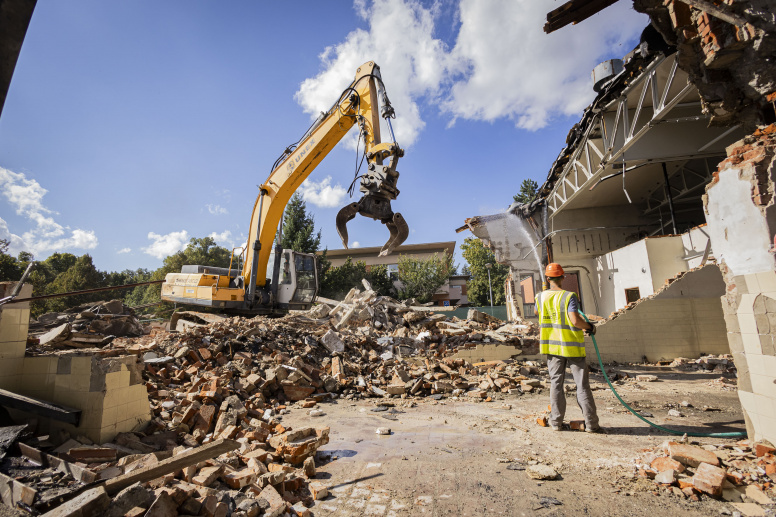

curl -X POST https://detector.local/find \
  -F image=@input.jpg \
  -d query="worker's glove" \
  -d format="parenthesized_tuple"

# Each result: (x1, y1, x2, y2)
(585, 325, 596, 336)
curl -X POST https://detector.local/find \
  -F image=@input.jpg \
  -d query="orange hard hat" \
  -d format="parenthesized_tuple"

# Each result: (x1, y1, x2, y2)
(545, 263, 564, 278)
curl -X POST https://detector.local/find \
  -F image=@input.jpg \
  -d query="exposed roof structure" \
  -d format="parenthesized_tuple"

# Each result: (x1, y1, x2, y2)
(544, 0, 620, 33)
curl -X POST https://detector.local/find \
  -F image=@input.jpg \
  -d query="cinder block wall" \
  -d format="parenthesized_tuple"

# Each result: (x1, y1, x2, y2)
(586, 297, 728, 363)
(585, 265, 729, 363)
(704, 128, 776, 444)
(0, 282, 151, 443)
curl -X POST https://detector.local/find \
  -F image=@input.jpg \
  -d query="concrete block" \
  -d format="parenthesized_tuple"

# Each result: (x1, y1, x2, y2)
(741, 331, 762, 355)
(0, 308, 22, 326)
(100, 406, 118, 428)
(743, 275, 762, 294)
(71, 356, 93, 374)
(756, 271, 776, 292)
(105, 369, 131, 391)
(69, 375, 91, 392)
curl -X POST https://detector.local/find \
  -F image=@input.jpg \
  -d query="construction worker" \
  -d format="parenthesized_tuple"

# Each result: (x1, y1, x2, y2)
(535, 263, 601, 433)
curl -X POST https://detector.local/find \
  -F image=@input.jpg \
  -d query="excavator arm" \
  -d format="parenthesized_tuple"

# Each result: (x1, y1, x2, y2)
(243, 61, 407, 307)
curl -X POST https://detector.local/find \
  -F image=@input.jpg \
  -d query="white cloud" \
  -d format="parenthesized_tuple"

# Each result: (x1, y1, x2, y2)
(206, 204, 228, 215)
(208, 230, 234, 248)
(142, 230, 189, 259)
(117, 247, 131, 254)
(0, 167, 99, 256)
(351, 241, 361, 248)
(299, 176, 348, 208)
(296, 0, 647, 143)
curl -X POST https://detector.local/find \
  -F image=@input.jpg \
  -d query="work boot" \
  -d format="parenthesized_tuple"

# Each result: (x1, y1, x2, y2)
(585, 426, 603, 434)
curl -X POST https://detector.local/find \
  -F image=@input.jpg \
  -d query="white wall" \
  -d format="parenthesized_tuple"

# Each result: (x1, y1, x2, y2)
(681, 226, 712, 269)
(706, 169, 775, 277)
(595, 239, 655, 316)
(646, 236, 687, 292)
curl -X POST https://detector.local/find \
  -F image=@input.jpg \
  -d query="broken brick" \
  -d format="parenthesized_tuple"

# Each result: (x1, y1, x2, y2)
(692, 462, 726, 496)
(666, 442, 720, 468)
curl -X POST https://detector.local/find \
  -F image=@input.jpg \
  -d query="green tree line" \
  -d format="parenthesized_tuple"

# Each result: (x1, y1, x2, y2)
(0, 193, 463, 317)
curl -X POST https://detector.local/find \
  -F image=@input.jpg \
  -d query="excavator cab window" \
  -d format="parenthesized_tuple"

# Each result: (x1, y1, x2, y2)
(280, 253, 292, 285)
(292, 254, 316, 303)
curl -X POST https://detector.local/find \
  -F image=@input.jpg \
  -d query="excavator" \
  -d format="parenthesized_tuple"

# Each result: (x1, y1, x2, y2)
(160, 61, 408, 315)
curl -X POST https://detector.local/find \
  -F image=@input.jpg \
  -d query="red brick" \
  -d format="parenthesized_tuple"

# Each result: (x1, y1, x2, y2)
(666, 442, 720, 468)
(755, 443, 776, 457)
(224, 468, 258, 489)
(536, 415, 549, 427)
(692, 462, 726, 496)
(569, 420, 586, 431)
(651, 457, 686, 473)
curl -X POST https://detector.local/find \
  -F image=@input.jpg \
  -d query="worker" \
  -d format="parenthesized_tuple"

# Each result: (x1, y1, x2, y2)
(535, 263, 601, 433)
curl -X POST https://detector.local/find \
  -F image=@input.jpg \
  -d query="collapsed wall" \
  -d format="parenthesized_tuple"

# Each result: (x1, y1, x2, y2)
(0, 282, 150, 443)
(586, 264, 729, 362)
(704, 128, 776, 445)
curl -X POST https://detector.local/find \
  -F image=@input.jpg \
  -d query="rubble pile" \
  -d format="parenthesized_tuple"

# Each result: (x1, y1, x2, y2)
(126, 281, 540, 404)
(26, 299, 148, 351)
(0, 284, 543, 514)
(637, 439, 775, 511)
(3, 420, 330, 516)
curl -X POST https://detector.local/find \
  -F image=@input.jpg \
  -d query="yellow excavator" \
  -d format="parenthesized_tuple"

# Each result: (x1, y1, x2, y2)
(161, 61, 407, 315)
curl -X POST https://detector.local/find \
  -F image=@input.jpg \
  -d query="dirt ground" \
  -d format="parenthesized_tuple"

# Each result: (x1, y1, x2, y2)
(282, 364, 749, 516)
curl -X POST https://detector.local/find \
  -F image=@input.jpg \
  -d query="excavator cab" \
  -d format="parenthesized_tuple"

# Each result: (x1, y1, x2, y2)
(273, 250, 318, 310)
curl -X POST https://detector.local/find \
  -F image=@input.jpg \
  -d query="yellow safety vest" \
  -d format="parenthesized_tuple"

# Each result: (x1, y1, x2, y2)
(538, 290, 586, 357)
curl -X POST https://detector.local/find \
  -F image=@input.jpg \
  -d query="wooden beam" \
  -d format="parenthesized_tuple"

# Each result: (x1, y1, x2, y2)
(103, 438, 239, 495)
(0, 388, 81, 425)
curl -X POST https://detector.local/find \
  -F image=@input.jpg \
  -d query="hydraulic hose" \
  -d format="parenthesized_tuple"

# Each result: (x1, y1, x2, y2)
(580, 312, 746, 438)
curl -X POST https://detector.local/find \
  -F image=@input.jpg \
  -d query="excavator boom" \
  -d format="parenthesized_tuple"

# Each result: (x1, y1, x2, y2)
(161, 61, 407, 314)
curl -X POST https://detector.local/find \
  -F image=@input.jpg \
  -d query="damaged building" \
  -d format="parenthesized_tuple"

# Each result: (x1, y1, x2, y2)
(460, 0, 776, 444)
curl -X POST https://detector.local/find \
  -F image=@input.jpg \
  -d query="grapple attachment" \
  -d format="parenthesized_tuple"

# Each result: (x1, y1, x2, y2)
(336, 194, 408, 257)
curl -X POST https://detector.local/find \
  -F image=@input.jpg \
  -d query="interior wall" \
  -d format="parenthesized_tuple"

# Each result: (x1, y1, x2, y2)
(588, 265, 728, 362)
(645, 236, 688, 292)
(595, 240, 654, 316)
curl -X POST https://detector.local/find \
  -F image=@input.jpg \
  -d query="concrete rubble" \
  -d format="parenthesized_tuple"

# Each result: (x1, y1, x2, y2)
(0, 284, 549, 515)
(26, 299, 148, 351)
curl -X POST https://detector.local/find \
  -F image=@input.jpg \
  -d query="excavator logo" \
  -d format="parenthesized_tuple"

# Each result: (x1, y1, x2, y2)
(286, 137, 316, 176)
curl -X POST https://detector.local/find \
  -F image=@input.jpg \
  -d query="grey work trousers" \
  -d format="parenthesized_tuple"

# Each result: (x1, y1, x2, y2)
(547, 355, 599, 429)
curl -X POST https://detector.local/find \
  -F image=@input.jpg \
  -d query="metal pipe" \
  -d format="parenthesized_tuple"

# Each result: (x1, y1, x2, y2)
(662, 162, 678, 234)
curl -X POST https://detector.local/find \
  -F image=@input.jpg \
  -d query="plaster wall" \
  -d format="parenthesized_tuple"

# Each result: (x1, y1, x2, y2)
(645, 236, 688, 292)
(595, 239, 655, 315)
(703, 132, 776, 445)
(705, 170, 773, 276)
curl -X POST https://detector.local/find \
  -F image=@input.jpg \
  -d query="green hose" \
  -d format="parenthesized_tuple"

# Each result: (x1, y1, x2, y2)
(580, 312, 746, 438)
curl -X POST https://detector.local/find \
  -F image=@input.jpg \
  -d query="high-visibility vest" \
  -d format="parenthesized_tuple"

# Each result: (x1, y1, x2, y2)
(538, 290, 586, 357)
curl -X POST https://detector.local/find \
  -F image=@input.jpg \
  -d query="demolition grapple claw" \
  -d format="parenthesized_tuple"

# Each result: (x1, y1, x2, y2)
(336, 144, 408, 256)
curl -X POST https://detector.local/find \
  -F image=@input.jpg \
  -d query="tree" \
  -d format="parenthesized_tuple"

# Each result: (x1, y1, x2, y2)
(460, 238, 509, 306)
(396, 252, 454, 303)
(0, 239, 23, 281)
(44, 255, 106, 313)
(513, 178, 539, 205)
(280, 193, 321, 253)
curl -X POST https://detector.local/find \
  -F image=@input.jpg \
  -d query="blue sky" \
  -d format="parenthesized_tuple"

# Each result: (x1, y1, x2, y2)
(0, 0, 648, 273)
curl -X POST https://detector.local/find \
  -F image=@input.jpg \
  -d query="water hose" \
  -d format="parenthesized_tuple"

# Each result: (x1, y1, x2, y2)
(580, 312, 746, 438)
